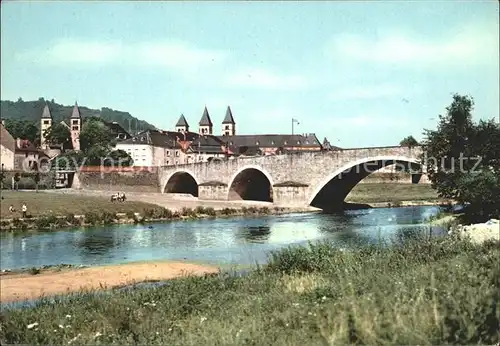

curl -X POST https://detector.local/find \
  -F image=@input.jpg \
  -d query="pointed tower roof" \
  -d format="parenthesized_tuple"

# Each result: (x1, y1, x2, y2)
(199, 106, 213, 126)
(176, 114, 189, 127)
(71, 102, 81, 119)
(222, 106, 235, 124)
(41, 103, 52, 119)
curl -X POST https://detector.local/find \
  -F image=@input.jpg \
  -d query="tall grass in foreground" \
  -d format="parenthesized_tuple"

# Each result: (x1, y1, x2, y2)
(1, 236, 499, 345)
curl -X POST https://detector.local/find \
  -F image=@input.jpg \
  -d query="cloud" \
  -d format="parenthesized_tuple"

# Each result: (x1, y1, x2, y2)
(225, 68, 311, 90)
(329, 23, 498, 66)
(17, 39, 228, 72)
(329, 84, 403, 101)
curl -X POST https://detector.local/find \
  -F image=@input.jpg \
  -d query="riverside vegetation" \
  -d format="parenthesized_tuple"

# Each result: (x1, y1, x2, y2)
(1, 235, 498, 345)
(0, 205, 280, 232)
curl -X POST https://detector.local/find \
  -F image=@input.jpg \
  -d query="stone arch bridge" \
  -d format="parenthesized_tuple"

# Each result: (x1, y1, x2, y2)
(159, 146, 425, 210)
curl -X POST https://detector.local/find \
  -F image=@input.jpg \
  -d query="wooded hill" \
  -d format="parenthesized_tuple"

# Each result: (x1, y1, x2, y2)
(0, 97, 156, 133)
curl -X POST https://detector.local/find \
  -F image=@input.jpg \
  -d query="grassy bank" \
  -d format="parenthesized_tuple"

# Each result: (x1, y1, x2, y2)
(346, 183, 441, 204)
(0, 191, 159, 219)
(1, 236, 498, 345)
(0, 204, 287, 232)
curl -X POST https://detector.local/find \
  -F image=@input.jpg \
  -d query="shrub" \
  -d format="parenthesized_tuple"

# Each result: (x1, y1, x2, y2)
(143, 208, 155, 218)
(101, 212, 116, 225)
(248, 206, 258, 214)
(34, 217, 51, 229)
(204, 207, 216, 216)
(194, 206, 206, 215)
(28, 267, 40, 275)
(84, 212, 100, 225)
(181, 207, 195, 217)
(125, 211, 136, 219)
(11, 218, 26, 230)
(259, 206, 270, 214)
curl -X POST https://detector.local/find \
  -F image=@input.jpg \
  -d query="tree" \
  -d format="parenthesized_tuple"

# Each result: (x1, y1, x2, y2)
(79, 119, 114, 151)
(43, 123, 72, 150)
(400, 136, 419, 147)
(105, 150, 134, 167)
(422, 94, 500, 221)
(4, 119, 38, 143)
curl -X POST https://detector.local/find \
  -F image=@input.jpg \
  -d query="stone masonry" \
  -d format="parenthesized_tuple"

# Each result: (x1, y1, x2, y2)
(159, 146, 425, 208)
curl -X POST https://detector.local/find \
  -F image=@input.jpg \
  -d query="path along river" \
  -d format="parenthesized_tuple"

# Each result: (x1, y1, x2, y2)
(0, 205, 445, 271)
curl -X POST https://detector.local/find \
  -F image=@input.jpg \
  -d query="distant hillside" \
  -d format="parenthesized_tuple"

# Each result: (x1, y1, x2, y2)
(0, 97, 156, 133)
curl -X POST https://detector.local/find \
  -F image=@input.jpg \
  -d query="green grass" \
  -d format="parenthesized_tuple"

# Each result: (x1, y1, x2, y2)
(0, 191, 160, 219)
(346, 183, 441, 204)
(1, 236, 498, 345)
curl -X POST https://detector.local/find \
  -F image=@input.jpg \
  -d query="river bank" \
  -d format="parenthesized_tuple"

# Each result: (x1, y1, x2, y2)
(0, 204, 314, 232)
(1, 184, 448, 232)
(1, 236, 498, 344)
(0, 260, 219, 303)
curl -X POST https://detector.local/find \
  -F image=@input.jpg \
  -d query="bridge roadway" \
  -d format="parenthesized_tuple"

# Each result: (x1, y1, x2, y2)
(159, 146, 425, 210)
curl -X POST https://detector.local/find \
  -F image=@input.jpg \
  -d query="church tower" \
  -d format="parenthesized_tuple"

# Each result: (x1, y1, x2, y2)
(70, 102, 82, 151)
(222, 106, 236, 136)
(175, 114, 189, 132)
(198, 106, 213, 135)
(40, 103, 53, 149)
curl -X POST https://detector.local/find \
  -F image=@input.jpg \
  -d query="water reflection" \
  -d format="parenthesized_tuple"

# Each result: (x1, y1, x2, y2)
(236, 225, 271, 243)
(0, 205, 444, 270)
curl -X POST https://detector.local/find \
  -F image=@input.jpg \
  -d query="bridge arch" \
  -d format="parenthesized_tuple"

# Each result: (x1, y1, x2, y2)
(227, 165, 274, 202)
(163, 170, 199, 197)
(308, 156, 421, 210)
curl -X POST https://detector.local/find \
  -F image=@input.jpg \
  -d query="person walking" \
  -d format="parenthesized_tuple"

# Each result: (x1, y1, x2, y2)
(21, 203, 27, 218)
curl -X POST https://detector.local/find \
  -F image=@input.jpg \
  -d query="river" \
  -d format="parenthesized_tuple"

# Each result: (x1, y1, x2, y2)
(0, 205, 446, 271)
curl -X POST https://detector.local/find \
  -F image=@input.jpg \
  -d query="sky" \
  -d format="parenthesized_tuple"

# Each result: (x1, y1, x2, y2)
(1, 1, 499, 148)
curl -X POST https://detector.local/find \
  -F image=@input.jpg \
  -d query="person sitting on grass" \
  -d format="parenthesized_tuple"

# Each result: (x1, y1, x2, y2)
(9, 205, 16, 213)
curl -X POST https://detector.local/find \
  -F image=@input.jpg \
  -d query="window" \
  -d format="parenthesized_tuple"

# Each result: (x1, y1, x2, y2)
(72, 126, 78, 130)
(225, 125, 230, 130)
(175, 151, 179, 157)
(166, 150, 170, 156)
(72, 120, 78, 125)
(142, 148, 146, 151)
(43, 120, 50, 125)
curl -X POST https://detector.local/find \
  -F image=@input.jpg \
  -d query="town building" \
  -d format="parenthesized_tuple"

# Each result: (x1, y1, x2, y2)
(1, 121, 48, 171)
(115, 105, 328, 167)
(115, 129, 227, 166)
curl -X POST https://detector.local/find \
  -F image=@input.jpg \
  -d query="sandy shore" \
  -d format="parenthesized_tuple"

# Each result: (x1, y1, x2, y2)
(0, 261, 219, 303)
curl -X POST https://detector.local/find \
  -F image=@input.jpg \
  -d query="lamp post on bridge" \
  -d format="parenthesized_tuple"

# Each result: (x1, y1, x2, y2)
(292, 118, 300, 135)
